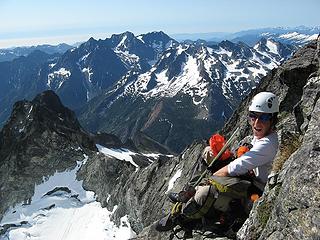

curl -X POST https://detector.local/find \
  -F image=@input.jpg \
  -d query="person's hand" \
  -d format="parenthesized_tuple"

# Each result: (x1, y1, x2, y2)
(199, 178, 212, 186)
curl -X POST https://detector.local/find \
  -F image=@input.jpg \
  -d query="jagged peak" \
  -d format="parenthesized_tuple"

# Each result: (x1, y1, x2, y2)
(237, 41, 250, 48)
(32, 90, 66, 113)
(1, 90, 96, 151)
(257, 37, 268, 44)
(137, 31, 177, 47)
(88, 36, 96, 41)
(110, 31, 135, 40)
(141, 30, 169, 38)
(253, 37, 270, 50)
(219, 39, 236, 47)
(79, 37, 99, 50)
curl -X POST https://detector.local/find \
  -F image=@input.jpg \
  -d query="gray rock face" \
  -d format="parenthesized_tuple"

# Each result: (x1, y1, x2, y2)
(235, 40, 320, 239)
(0, 90, 96, 220)
(78, 139, 207, 235)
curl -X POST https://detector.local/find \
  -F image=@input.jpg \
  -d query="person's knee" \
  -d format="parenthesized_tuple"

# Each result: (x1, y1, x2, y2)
(193, 186, 210, 205)
(181, 185, 217, 218)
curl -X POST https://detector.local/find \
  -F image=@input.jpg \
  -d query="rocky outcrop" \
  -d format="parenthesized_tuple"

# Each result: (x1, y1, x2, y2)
(78, 139, 206, 237)
(235, 38, 320, 239)
(93, 132, 124, 148)
(0, 90, 96, 219)
(0, 89, 174, 228)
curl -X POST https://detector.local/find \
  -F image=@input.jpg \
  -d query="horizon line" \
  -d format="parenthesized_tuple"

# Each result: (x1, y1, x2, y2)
(1, 25, 319, 49)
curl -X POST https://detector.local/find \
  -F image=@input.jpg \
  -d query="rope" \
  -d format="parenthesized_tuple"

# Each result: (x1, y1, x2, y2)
(192, 128, 240, 187)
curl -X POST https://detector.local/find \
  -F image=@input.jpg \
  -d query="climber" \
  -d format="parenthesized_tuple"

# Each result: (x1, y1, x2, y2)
(155, 92, 279, 234)
(167, 133, 235, 203)
(213, 92, 279, 185)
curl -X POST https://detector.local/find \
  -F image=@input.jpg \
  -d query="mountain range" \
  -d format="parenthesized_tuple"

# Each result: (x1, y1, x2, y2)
(0, 31, 175, 125)
(172, 26, 320, 46)
(0, 43, 73, 62)
(77, 36, 296, 152)
(0, 28, 316, 152)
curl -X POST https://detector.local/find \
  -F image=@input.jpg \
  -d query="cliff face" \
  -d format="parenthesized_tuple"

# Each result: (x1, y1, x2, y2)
(78, 38, 320, 239)
(0, 90, 176, 237)
(0, 90, 96, 219)
(236, 39, 320, 239)
(78, 139, 207, 237)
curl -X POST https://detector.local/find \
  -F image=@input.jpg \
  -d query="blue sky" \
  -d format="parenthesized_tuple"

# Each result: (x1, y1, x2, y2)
(0, 0, 319, 48)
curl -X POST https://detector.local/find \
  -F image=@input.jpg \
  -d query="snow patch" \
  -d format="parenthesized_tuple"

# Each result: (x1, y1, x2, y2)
(115, 50, 140, 69)
(82, 67, 93, 83)
(80, 52, 91, 62)
(176, 45, 188, 55)
(136, 35, 145, 44)
(215, 47, 232, 57)
(96, 144, 172, 168)
(48, 63, 56, 69)
(279, 32, 318, 43)
(47, 68, 71, 89)
(266, 40, 278, 54)
(207, 47, 214, 54)
(116, 35, 128, 50)
(26, 106, 33, 119)
(165, 52, 171, 58)
(0, 155, 136, 240)
(96, 144, 139, 169)
(155, 69, 169, 85)
(166, 169, 182, 193)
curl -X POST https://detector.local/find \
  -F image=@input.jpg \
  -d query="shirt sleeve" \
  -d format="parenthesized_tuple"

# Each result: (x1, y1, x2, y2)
(227, 137, 277, 176)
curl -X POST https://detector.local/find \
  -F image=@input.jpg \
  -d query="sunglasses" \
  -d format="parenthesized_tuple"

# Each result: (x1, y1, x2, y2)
(248, 112, 272, 122)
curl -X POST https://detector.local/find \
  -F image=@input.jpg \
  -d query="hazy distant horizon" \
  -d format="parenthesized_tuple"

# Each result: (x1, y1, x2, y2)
(1, 25, 320, 49)
(1, 0, 319, 48)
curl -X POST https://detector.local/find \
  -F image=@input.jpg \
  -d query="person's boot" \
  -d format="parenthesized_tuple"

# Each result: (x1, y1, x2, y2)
(168, 192, 185, 203)
(168, 189, 195, 203)
(154, 214, 177, 232)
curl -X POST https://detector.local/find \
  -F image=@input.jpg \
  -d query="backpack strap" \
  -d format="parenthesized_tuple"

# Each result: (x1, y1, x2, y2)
(171, 202, 183, 217)
(209, 177, 249, 199)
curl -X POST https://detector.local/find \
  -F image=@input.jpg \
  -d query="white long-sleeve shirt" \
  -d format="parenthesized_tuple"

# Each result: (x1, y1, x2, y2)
(227, 132, 279, 184)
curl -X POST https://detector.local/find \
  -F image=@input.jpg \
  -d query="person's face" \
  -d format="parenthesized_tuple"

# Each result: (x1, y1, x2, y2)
(249, 112, 273, 139)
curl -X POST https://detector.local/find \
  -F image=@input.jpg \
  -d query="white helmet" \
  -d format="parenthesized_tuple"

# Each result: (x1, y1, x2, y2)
(249, 92, 279, 113)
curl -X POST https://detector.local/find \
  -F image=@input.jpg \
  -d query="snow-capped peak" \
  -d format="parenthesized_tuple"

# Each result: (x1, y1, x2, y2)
(117, 38, 294, 106)
(278, 32, 318, 44)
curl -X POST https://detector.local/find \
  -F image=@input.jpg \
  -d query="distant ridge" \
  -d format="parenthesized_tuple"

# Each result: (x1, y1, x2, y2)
(170, 25, 320, 46)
